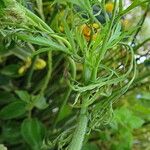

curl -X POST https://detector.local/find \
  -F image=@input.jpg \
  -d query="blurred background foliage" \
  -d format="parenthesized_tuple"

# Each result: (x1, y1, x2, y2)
(0, 0, 150, 150)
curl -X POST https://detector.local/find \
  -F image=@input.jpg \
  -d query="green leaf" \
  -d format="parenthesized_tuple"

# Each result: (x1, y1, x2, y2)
(32, 48, 52, 56)
(112, 107, 144, 130)
(57, 105, 72, 122)
(15, 90, 30, 103)
(62, 18, 75, 51)
(1, 122, 22, 145)
(0, 91, 17, 104)
(0, 101, 26, 119)
(0, 64, 20, 77)
(32, 94, 49, 110)
(129, 115, 144, 129)
(21, 118, 45, 150)
(112, 130, 133, 150)
(82, 143, 99, 150)
(16, 33, 69, 53)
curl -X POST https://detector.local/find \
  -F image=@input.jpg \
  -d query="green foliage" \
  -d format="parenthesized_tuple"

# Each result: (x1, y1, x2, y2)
(1, 64, 21, 77)
(32, 94, 49, 110)
(15, 90, 49, 110)
(112, 107, 144, 130)
(21, 118, 45, 150)
(56, 105, 72, 122)
(109, 107, 144, 150)
(0, 91, 17, 104)
(0, 121, 22, 145)
(0, 101, 26, 119)
(82, 143, 99, 150)
(16, 33, 69, 53)
(0, 0, 150, 150)
(15, 90, 30, 102)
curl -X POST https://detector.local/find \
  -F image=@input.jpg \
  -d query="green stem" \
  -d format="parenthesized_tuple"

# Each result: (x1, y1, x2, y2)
(40, 51, 52, 94)
(68, 57, 91, 150)
(68, 99, 88, 150)
(36, 0, 45, 21)
(66, 6, 120, 144)
(93, 0, 117, 80)
(25, 56, 38, 89)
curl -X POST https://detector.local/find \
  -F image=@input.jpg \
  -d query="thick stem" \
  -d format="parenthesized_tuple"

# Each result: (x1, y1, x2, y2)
(68, 105, 88, 150)
(68, 94, 89, 150)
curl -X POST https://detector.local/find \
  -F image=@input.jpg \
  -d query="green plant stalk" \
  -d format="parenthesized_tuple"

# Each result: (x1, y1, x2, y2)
(69, 2, 118, 149)
(25, 56, 38, 89)
(68, 62, 90, 150)
(68, 98, 88, 150)
(92, 0, 117, 81)
(40, 51, 52, 95)
(36, 0, 45, 21)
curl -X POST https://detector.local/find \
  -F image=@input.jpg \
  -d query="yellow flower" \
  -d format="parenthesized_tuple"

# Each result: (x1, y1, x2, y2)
(81, 24, 91, 37)
(80, 23, 100, 41)
(80, 24, 91, 41)
(34, 58, 46, 70)
(18, 57, 32, 75)
(105, 2, 114, 13)
(18, 66, 26, 75)
(92, 23, 100, 29)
